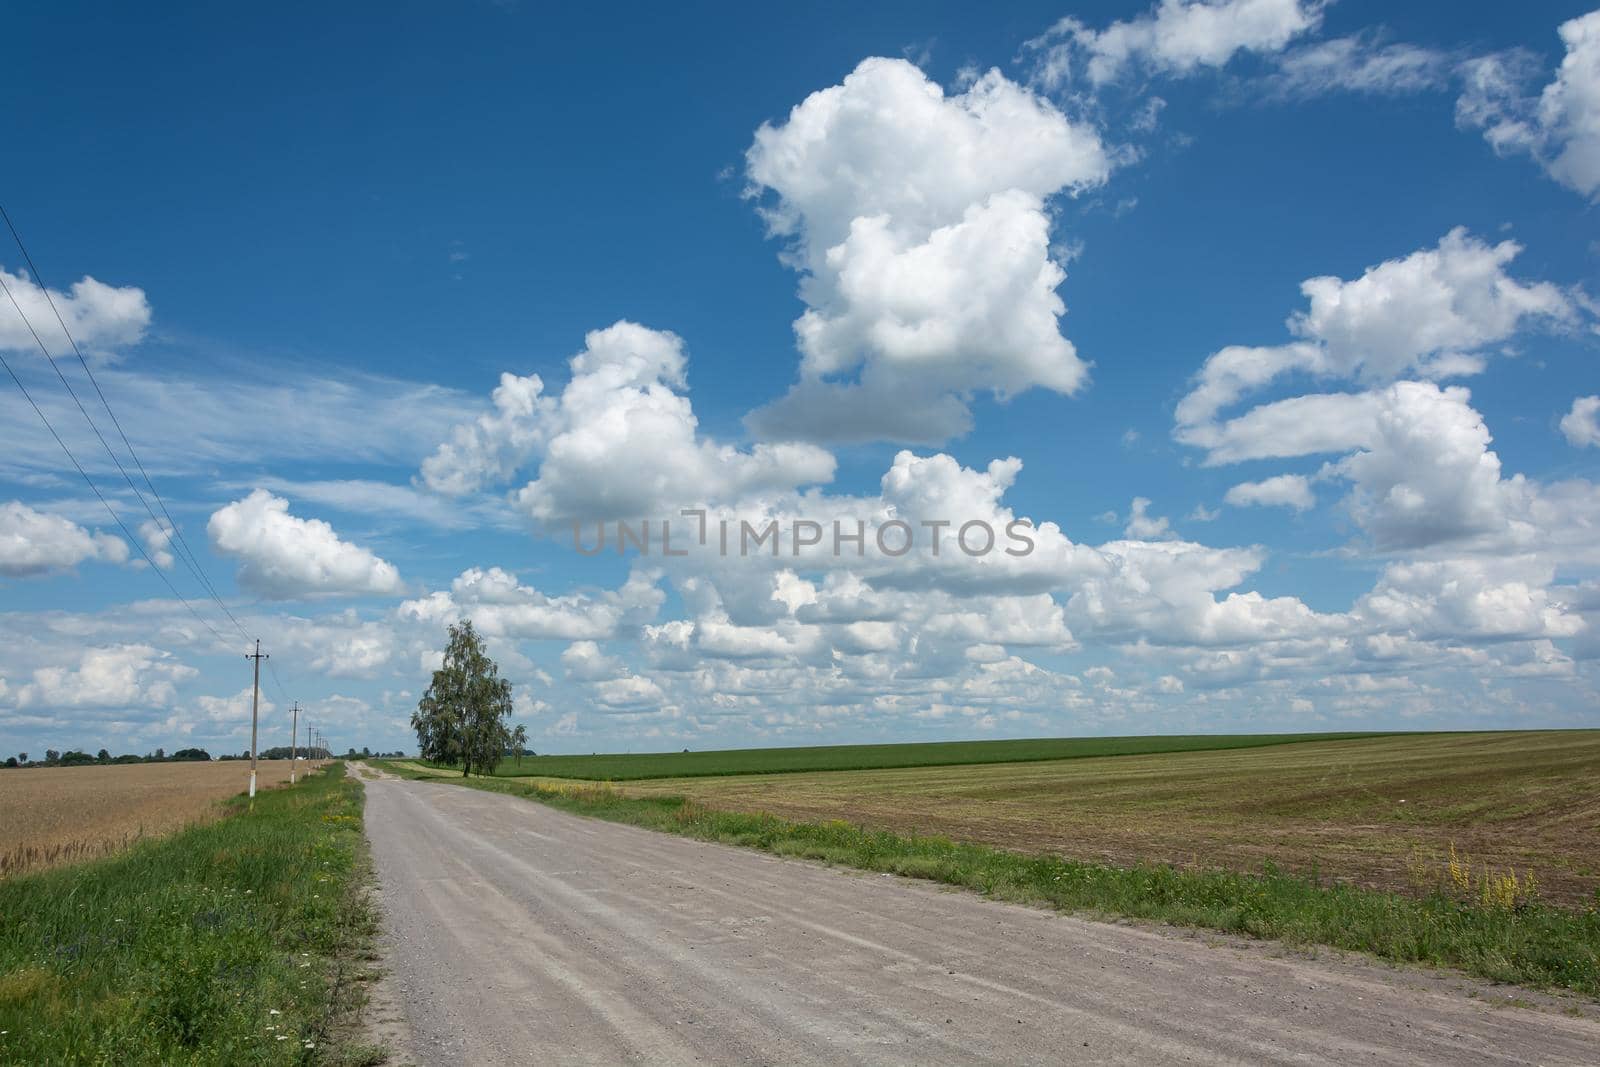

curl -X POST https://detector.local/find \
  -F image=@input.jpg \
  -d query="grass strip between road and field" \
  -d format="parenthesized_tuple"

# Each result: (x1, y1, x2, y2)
(373, 761, 1600, 1001)
(0, 764, 377, 1065)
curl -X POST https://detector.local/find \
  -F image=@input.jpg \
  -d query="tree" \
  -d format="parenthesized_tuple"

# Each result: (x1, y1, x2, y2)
(17, 753, 27, 765)
(412, 619, 514, 777)
(511, 723, 528, 767)
(96, 749, 110, 763)
(44, 749, 60, 765)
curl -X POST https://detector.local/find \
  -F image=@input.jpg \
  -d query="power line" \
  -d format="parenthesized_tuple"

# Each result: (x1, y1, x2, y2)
(0, 340, 229, 645)
(266, 658, 295, 713)
(0, 267, 219, 606)
(1, 205, 236, 628)
(0, 212, 304, 727)
(0, 205, 252, 643)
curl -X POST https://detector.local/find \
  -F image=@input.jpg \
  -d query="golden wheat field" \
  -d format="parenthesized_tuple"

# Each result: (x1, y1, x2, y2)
(0, 760, 301, 877)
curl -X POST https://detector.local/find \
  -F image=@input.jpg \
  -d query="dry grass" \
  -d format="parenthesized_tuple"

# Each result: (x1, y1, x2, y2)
(616, 731, 1600, 906)
(0, 759, 301, 877)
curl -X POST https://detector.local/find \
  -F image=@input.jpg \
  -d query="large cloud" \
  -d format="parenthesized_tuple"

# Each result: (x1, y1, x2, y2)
(628, 448, 1331, 657)
(8, 644, 196, 709)
(1354, 557, 1583, 642)
(1330, 382, 1524, 552)
(0, 501, 128, 577)
(1457, 11, 1600, 200)
(421, 321, 834, 522)
(418, 370, 552, 496)
(208, 490, 403, 599)
(269, 612, 400, 680)
(1190, 383, 1520, 544)
(1173, 232, 1599, 559)
(0, 268, 150, 356)
(742, 58, 1110, 444)
(399, 566, 664, 642)
(1176, 229, 1571, 445)
(1290, 228, 1570, 381)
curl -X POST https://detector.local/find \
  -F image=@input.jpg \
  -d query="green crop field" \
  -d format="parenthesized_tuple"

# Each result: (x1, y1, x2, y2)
(413, 731, 1403, 781)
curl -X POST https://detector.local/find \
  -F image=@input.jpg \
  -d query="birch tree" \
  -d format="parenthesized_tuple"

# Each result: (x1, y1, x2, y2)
(412, 619, 514, 777)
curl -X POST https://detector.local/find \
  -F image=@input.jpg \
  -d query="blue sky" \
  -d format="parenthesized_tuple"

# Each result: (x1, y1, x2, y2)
(1, 0, 1597, 757)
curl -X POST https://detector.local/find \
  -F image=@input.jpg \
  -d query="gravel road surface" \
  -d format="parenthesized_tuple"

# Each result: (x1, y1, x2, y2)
(359, 771, 1600, 1065)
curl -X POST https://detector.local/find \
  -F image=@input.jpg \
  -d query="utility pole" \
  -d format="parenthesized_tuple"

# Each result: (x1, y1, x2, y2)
(290, 701, 300, 784)
(245, 640, 268, 801)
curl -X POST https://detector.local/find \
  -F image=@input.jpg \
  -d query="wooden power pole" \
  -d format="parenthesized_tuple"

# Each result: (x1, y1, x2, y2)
(290, 701, 300, 784)
(245, 640, 268, 801)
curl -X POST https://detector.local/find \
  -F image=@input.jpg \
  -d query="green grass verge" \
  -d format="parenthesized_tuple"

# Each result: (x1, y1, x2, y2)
(375, 764, 1600, 1000)
(415, 731, 1404, 780)
(0, 764, 375, 1065)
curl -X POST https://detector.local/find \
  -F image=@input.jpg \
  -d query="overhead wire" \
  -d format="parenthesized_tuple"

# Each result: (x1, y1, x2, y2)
(0, 334, 230, 645)
(0, 211, 321, 734)
(0, 205, 253, 644)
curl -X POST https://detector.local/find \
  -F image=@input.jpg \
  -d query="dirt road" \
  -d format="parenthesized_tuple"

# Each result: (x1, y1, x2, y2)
(360, 773, 1600, 1065)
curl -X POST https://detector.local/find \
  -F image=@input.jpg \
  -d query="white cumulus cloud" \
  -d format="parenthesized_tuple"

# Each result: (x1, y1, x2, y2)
(562, 640, 624, 681)
(1225, 474, 1315, 511)
(1176, 229, 1574, 457)
(1457, 10, 1600, 200)
(0, 501, 127, 577)
(208, 490, 403, 600)
(743, 57, 1110, 444)
(0, 268, 151, 356)
(1561, 395, 1600, 447)
(11, 644, 196, 709)
(1291, 228, 1570, 381)
(1026, 0, 1324, 89)
(399, 566, 664, 642)
(1173, 232, 1600, 559)
(421, 321, 834, 522)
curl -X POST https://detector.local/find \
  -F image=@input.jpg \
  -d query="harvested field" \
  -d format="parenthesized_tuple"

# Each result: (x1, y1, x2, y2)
(615, 731, 1600, 906)
(0, 759, 301, 876)
(415, 731, 1398, 780)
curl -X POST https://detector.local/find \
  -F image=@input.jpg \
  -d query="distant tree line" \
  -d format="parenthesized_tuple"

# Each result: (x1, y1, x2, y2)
(4, 744, 408, 768)
(213, 746, 331, 762)
(4, 747, 213, 768)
